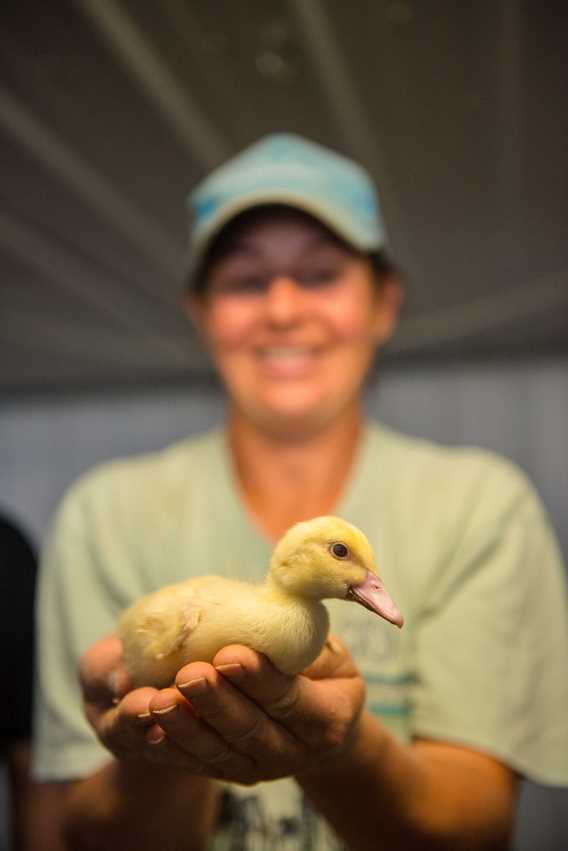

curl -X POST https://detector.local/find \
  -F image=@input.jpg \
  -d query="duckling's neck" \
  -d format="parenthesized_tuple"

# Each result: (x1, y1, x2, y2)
(263, 574, 322, 607)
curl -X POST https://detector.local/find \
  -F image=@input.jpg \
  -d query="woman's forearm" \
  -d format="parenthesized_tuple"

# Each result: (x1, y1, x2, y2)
(64, 759, 219, 851)
(296, 710, 517, 851)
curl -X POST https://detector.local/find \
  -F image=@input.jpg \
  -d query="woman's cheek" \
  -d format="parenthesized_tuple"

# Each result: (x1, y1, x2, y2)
(324, 304, 376, 346)
(204, 310, 255, 351)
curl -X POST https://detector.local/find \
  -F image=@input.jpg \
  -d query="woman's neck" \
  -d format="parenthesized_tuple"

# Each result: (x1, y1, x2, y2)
(227, 405, 365, 541)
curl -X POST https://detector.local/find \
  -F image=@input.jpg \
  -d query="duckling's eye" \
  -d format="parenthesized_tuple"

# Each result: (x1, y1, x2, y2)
(330, 542, 350, 560)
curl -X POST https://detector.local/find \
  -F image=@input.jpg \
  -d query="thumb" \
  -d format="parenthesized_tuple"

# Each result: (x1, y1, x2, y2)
(79, 633, 132, 706)
(302, 634, 357, 680)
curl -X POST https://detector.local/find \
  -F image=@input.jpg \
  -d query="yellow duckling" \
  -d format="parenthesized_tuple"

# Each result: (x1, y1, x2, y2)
(118, 516, 403, 687)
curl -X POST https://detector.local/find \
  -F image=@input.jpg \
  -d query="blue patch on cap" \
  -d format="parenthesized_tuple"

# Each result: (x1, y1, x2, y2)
(188, 133, 386, 262)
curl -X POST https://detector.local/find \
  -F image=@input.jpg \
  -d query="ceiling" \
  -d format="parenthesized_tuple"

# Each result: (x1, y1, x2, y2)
(1, 0, 567, 394)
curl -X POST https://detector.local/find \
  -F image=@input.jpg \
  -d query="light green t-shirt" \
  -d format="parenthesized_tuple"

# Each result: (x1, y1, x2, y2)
(33, 423, 568, 847)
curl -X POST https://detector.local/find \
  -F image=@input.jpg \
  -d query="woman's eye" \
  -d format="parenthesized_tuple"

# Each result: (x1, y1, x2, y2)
(297, 267, 339, 288)
(234, 276, 267, 293)
(213, 275, 267, 295)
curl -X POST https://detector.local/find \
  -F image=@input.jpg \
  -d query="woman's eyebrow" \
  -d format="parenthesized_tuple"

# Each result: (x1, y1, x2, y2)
(221, 234, 343, 259)
(214, 241, 261, 261)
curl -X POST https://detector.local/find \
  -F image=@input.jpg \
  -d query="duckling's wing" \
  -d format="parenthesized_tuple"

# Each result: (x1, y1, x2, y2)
(122, 575, 243, 657)
(143, 603, 201, 660)
(119, 583, 203, 662)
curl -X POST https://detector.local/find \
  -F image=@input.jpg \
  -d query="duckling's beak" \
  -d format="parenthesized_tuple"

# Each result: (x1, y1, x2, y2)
(347, 571, 404, 628)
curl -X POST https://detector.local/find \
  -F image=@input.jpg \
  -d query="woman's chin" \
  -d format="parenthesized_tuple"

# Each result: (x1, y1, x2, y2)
(237, 393, 357, 439)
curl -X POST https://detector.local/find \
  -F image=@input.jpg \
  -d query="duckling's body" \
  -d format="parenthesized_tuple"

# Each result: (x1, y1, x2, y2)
(118, 516, 402, 687)
(120, 575, 329, 686)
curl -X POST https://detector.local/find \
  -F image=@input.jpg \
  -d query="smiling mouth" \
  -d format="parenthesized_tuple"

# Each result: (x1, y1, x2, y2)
(258, 346, 315, 360)
(256, 346, 320, 373)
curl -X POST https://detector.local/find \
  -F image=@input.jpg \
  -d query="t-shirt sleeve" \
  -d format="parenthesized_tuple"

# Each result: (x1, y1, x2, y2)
(410, 461, 568, 785)
(32, 479, 126, 781)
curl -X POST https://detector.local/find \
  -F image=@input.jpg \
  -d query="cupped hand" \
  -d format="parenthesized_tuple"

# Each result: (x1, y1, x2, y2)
(145, 634, 366, 784)
(79, 633, 366, 784)
(79, 634, 203, 772)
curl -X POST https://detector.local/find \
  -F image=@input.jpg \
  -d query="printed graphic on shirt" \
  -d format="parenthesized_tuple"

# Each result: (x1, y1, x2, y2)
(212, 786, 345, 851)
(326, 599, 413, 734)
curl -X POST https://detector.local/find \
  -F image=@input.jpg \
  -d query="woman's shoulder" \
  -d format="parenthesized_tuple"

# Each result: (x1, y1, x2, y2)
(55, 428, 224, 528)
(371, 421, 533, 501)
(365, 423, 557, 624)
(365, 422, 542, 548)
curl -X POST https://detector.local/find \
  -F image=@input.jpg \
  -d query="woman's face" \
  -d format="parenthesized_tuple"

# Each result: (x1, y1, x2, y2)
(187, 210, 401, 436)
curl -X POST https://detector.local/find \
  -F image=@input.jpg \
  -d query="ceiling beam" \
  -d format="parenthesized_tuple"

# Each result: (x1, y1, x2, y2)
(0, 209, 183, 333)
(0, 86, 183, 283)
(286, 0, 413, 267)
(160, 0, 258, 132)
(0, 308, 189, 368)
(390, 271, 568, 353)
(496, 0, 525, 264)
(77, 0, 230, 169)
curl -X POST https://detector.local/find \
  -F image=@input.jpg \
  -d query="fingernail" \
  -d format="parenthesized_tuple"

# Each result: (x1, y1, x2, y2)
(136, 711, 152, 720)
(177, 676, 208, 694)
(152, 704, 177, 716)
(215, 663, 243, 678)
(146, 727, 165, 745)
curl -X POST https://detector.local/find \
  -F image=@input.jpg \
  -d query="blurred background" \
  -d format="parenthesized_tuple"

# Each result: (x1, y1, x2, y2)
(1, 1, 567, 849)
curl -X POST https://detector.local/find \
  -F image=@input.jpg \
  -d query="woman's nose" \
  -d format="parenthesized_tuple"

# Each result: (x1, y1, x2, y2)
(264, 276, 306, 326)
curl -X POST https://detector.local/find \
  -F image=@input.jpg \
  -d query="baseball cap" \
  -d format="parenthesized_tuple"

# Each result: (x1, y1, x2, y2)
(186, 132, 387, 285)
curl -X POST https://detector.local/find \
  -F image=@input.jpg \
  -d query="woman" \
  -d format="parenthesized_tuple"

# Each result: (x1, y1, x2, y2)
(33, 134, 568, 850)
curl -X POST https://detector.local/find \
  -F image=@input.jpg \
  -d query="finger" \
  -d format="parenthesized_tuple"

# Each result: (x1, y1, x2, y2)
(79, 633, 132, 706)
(91, 686, 205, 772)
(211, 645, 362, 750)
(211, 645, 309, 723)
(149, 688, 229, 760)
(148, 688, 256, 780)
(93, 687, 158, 756)
(302, 634, 356, 680)
(174, 661, 303, 764)
(212, 645, 299, 711)
(142, 733, 205, 773)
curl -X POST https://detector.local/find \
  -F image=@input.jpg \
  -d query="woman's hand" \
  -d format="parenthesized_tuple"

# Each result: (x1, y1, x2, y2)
(79, 635, 172, 764)
(79, 633, 366, 784)
(145, 634, 366, 784)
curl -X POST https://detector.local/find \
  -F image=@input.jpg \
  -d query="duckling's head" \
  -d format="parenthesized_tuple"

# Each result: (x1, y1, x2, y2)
(269, 516, 403, 627)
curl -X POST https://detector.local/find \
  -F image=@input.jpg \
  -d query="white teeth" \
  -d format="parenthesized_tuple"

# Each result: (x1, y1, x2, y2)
(261, 347, 310, 359)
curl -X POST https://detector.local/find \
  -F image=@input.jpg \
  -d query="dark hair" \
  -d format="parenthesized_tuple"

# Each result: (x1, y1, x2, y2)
(369, 250, 398, 282)
(190, 204, 398, 296)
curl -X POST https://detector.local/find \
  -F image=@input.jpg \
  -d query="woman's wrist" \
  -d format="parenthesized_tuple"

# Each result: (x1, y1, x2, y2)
(295, 709, 392, 786)
(293, 709, 434, 849)
(65, 759, 219, 851)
